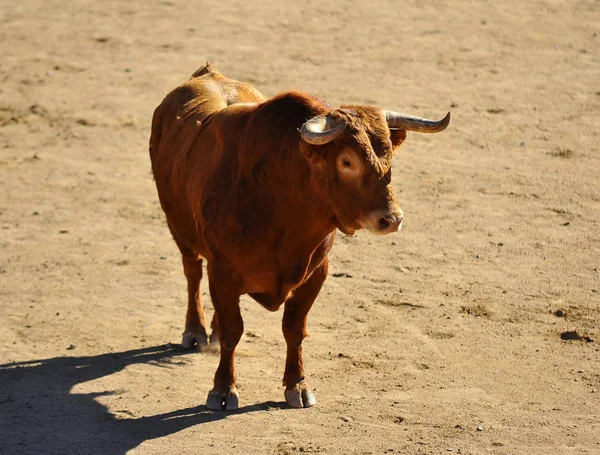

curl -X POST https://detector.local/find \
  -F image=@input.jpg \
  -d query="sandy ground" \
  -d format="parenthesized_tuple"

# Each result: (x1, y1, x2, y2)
(1, 0, 599, 454)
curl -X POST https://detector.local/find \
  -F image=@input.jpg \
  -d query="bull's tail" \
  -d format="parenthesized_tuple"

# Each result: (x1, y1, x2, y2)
(148, 103, 163, 166)
(190, 61, 214, 79)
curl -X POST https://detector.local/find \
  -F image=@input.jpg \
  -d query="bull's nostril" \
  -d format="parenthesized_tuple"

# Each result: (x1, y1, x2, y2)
(379, 217, 391, 230)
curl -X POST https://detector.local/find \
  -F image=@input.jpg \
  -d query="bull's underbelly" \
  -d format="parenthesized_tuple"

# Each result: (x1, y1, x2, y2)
(237, 235, 334, 311)
(238, 264, 307, 311)
(243, 270, 310, 311)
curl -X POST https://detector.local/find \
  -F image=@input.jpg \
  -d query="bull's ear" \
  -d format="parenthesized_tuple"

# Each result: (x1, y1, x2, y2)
(390, 129, 407, 151)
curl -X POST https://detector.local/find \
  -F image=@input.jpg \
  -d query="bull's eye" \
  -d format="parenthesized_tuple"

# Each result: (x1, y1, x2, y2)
(337, 151, 363, 177)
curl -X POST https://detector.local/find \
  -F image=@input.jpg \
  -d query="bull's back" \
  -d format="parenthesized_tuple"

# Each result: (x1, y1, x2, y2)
(150, 64, 265, 163)
(149, 64, 265, 253)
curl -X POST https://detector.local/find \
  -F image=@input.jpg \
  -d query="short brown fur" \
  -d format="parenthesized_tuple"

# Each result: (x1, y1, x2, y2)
(149, 63, 409, 409)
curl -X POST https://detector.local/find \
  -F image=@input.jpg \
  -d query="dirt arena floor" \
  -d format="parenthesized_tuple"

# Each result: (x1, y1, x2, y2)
(1, 0, 599, 454)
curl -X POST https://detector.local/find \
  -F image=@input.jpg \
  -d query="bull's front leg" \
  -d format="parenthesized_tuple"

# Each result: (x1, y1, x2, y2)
(205, 261, 244, 411)
(282, 257, 328, 408)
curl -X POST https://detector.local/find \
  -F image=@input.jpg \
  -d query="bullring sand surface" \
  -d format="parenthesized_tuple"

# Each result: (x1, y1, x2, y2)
(0, 0, 599, 454)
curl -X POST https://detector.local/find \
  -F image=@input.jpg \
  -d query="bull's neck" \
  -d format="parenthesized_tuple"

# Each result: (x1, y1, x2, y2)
(250, 147, 336, 251)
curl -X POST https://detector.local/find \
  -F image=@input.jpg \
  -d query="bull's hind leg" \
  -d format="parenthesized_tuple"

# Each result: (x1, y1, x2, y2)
(210, 309, 220, 345)
(282, 257, 328, 408)
(205, 261, 244, 410)
(181, 255, 210, 349)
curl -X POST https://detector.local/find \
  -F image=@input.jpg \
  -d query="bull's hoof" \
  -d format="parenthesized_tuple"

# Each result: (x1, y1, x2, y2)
(206, 388, 239, 411)
(285, 381, 316, 408)
(181, 329, 208, 349)
(209, 330, 219, 345)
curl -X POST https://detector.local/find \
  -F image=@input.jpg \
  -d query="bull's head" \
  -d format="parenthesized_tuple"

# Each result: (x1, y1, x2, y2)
(300, 107, 450, 235)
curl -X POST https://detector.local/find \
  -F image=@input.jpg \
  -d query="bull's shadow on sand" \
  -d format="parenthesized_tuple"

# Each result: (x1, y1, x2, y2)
(0, 344, 283, 454)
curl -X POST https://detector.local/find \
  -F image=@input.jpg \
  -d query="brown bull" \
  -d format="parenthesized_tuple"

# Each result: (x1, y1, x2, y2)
(149, 63, 450, 410)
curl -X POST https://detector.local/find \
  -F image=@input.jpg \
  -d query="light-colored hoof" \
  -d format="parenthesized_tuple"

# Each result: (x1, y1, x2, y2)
(181, 329, 208, 349)
(285, 381, 316, 408)
(209, 331, 219, 345)
(206, 388, 239, 411)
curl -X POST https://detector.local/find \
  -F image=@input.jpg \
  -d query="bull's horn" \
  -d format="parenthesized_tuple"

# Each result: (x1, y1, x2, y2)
(383, 111, 451, 133)
(300, 115, 347, 145)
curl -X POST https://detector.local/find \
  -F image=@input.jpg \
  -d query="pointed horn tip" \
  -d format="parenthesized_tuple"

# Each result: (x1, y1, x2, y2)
(424, 111, 451, 132)
(419, 111, 451, 133)
(440, 111, 451, 129)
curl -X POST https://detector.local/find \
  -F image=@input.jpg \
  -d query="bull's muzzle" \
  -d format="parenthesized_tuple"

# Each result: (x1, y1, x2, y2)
(363, 209, 404, 235)
(378, 213, 403, 234)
